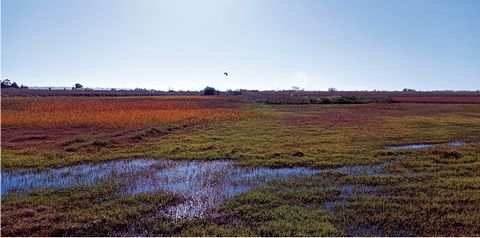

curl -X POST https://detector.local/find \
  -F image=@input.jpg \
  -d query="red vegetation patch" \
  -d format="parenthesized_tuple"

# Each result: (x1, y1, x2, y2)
(1, 96, 253, 129)
(1, 206, 65, 237)
(279, 104, 393, 128)
(278, 103, 480, 129)
(1, 127, 111, 151)
(242, 91, 480, 104)
(391, 96, 480, 104)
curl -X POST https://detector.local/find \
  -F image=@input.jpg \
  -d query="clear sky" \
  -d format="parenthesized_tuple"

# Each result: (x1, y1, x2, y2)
(2, 0, 479, 91)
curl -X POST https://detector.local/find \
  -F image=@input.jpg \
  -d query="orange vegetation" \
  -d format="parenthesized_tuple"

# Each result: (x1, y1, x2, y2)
(1, 96, 253, 129)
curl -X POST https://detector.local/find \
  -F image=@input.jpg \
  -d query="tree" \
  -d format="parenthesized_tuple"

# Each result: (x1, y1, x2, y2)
(202, 86, 218, 95)
(1, 79, 11, 88)
(328, 87, 337, 92)
(11, 82, 19, 88)
(74, 83, 83, 90)
(403, 88, 416, 92)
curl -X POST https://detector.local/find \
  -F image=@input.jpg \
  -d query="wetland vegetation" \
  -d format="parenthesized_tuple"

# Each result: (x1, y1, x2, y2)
(1, 93, 480, 236)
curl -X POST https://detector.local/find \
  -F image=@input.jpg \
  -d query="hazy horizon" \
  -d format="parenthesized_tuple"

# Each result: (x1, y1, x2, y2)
(2, 0, 480, 91)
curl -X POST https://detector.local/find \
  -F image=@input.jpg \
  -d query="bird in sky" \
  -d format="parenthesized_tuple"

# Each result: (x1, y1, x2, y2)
(224, 72, 228, 77)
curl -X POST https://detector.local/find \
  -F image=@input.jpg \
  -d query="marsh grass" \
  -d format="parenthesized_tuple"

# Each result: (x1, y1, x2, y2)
(1, 182, 181, 236)
(1, 100, 479, 236)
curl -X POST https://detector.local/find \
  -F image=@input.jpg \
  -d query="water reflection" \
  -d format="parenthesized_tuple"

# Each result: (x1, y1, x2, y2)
(386, 141, 468, 150)
(1, 159, 318, 219)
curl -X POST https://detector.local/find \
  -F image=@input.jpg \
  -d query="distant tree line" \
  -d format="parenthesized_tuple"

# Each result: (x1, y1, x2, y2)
(0, 81, 428, 94)
(1, 79, 28, 89)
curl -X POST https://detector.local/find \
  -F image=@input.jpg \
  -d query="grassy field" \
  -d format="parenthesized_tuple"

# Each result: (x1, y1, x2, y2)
(1, 94, 480, 236)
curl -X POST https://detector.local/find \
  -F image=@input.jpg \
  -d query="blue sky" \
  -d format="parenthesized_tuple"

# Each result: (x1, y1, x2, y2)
(2, 0, 479, 90)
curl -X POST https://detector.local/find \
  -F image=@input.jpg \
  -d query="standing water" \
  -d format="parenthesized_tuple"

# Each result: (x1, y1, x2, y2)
(1, 159, 318, 220)
(386, 140, 469, 150)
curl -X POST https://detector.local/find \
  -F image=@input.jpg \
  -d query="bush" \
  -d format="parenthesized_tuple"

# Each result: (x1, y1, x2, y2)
(202, 86, 219, 95)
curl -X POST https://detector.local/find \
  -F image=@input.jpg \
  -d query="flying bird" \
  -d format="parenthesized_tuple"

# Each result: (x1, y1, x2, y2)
(224, 72, 228, 76)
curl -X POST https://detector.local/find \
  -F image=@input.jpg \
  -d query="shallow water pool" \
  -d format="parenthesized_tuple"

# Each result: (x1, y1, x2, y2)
(1, 159, 319, 219)
(386, 141, 468, 150)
